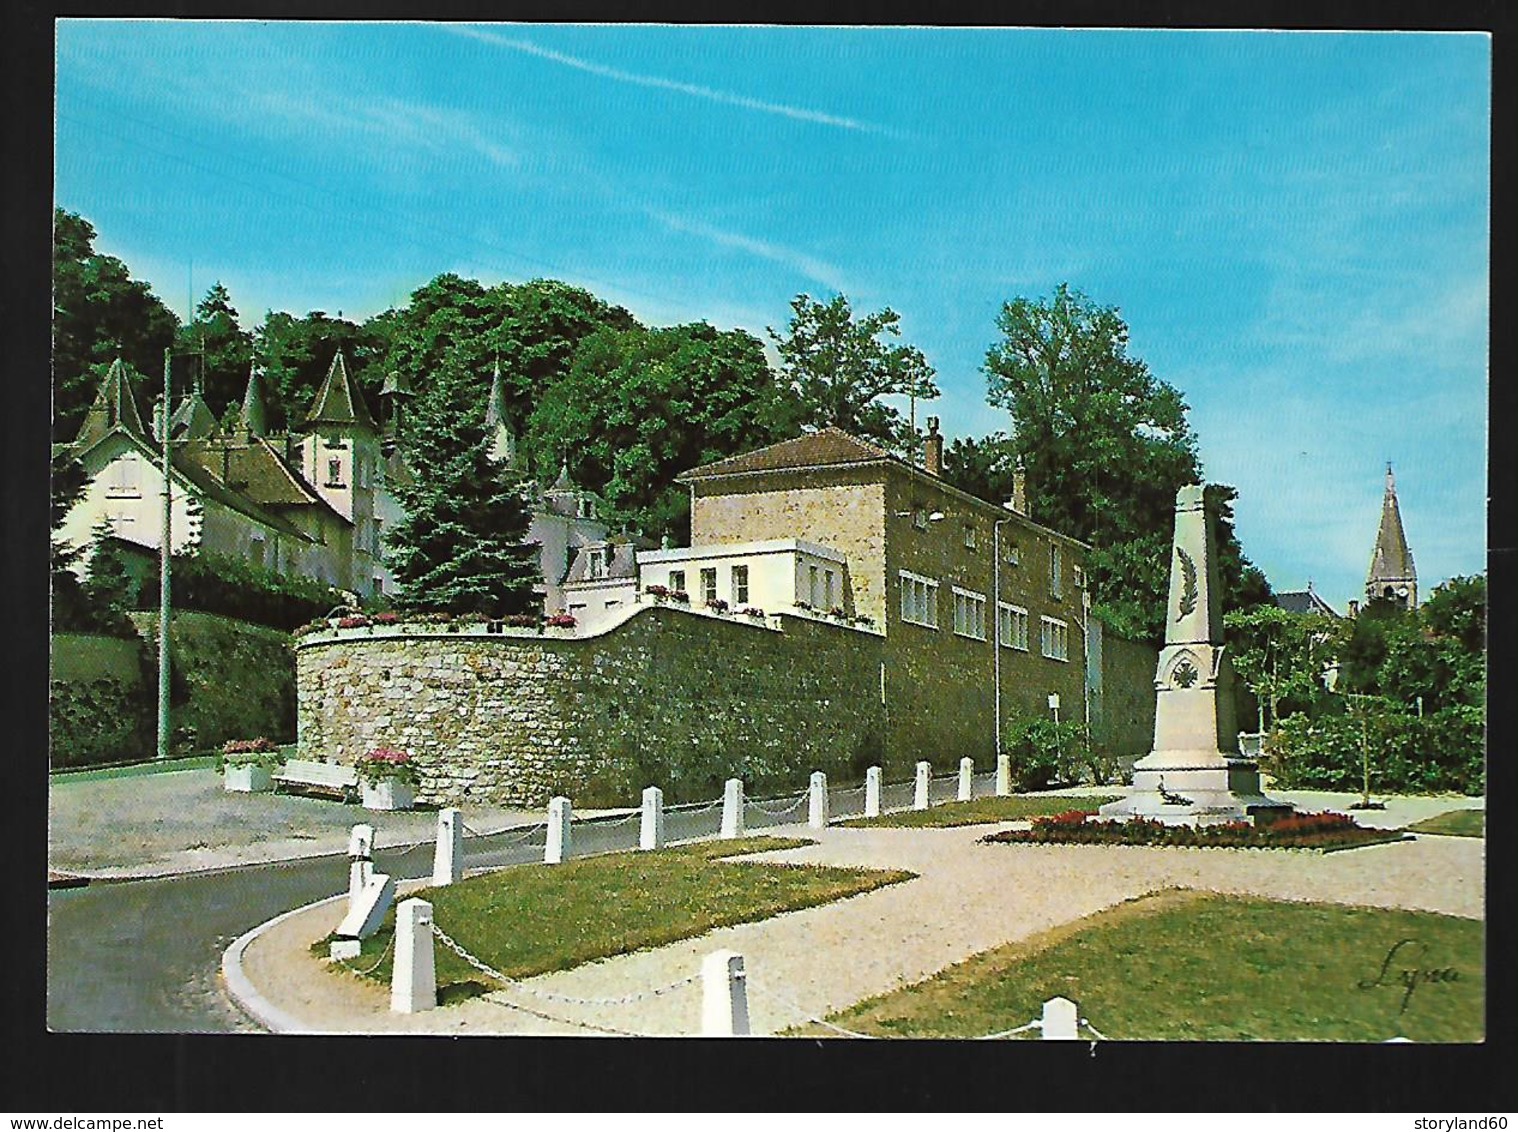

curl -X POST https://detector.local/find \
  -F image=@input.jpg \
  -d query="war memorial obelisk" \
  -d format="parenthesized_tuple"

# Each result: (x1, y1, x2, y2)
(1100, 484, 1293, 824)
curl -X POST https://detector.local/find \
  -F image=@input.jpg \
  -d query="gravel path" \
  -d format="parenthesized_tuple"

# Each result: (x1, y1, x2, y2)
(230, 793, 1484, 1038)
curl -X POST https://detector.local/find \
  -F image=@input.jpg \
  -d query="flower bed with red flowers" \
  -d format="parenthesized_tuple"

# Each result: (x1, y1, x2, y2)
(982, 810, 1406, 851)
(372, 611, 400, 625)
(336, 614, 370, 629)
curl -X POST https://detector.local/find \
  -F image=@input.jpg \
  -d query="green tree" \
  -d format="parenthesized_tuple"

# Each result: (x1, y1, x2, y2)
(52, 209, 181, 443)
(941, 432, 1017, 506)
(1224, 605, 1343, 732)
(176, 283, 254, 417)
(982, 284, 1268, 642)
(528, 322, 802, 542)
(769, 293, 939, 452)
(386, 365, 539, 615)
(50, 447, 92, 630)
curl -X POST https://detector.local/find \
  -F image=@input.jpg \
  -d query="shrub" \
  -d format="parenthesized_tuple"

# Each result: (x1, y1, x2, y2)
(140, 550, 347, 631)
(1002, 717, 1088, 790)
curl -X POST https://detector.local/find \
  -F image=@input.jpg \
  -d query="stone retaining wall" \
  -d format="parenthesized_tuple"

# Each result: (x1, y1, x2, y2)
(296, 607, 885, 807)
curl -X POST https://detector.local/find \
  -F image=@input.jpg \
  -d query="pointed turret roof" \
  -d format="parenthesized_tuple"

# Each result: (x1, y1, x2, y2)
(1367, 463, 1416, 589)
(74, 358, 148, 449)
(240, 365, 267, 438)
(303, 351, 374, 431)
(170, 386, 218, 440)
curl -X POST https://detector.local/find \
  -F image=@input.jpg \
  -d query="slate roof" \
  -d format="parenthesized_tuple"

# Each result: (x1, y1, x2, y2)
(304, 352, 374, 431)
(240, 367, 268, 438)
(678, 427, 894, 481)
(1274, 588, 1341, 618)
(170, 388, 218, 440)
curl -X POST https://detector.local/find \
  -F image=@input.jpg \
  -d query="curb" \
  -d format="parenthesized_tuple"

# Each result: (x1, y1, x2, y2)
(221, 891, 351, 1034)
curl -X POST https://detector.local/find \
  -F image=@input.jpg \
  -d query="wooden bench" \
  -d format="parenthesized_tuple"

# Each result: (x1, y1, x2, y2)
(272, 759, 360, 803)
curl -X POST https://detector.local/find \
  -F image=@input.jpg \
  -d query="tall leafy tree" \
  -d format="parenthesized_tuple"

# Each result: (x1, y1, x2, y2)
(176, 283, 254, 417)
(52, 209, 180, 443)
(529, 322, 802, 541)
(982, 283, 1268, 642)
(384, 364, 538, 615)
(769, 293, 938, 451)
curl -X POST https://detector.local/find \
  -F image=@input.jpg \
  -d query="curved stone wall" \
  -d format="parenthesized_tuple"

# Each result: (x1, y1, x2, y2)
(295, 606, 885, 807)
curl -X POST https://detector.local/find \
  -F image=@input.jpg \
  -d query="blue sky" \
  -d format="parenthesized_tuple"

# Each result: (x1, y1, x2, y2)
(54, 22, 1490, 610)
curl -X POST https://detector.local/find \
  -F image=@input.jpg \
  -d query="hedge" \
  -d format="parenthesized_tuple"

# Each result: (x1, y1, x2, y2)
(1264, 706, 1484, 796)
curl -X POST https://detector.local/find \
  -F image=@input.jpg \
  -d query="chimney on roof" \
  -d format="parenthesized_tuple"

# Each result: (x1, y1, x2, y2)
(923, 416, 943, 477)
(1010, 459, 1028, 516)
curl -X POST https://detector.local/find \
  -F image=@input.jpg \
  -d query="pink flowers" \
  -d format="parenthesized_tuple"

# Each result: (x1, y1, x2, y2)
(546, 613, 577, 628)
(337, 615, 369, 629)
(365, 747, 410, 765)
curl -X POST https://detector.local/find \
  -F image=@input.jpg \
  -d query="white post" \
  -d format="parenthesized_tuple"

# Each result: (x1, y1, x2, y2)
(721, 778, 745, 839)
(958, 757, 974, 801)
(545, 796, 572, 864)
(640, 786, 665, 851)
(1041, 996, 1079, 1040)
(390, 898, 436, 1014)
(808, 771, 829, 829)
(864, 765, 882, 818)
(914, 761, 931, 810)
(431, 807, 463, 886)
(347, 824, 374, 914)
(701, 949, 750, 1037)
(996, 753, 1012, 797)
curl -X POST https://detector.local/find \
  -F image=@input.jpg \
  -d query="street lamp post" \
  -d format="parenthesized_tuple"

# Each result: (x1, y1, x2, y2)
(156, 347, 172, 761)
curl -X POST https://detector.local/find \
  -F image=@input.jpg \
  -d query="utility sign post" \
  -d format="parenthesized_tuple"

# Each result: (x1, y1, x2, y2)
(157, 346, 172, 761)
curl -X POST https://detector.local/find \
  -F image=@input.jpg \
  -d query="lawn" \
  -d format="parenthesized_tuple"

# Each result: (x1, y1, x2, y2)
(1407, 809, 1485, 838)
(328, 836, 915, 1001)
(839, 794, 1121, 829)
(793, 890, 1483, 1042)
(49, 754, 219, 782)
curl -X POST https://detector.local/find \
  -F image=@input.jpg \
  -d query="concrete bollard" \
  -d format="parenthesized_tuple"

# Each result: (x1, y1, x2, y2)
(431, 807, 463, 886)
(545, 796, 572, 864)
(914, 761, 931, 810)
(332, 872, 396, 959)
(958, 757, 975, 802)
(390, 898, 437, 1014)
(347, 824, 374, 915)
(995, 753, 1012, 797)
(1041, 996, 1079, 1040)
(808, 771, 828, 829)
(721, 778, 745, 839)
(701, 949, 751, 1036)
(640, 786, 665, 851)
(864, 766, 882, 818)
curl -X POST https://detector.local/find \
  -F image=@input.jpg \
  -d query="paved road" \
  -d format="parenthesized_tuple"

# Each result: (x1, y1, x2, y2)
(46, 777, 932, 1031)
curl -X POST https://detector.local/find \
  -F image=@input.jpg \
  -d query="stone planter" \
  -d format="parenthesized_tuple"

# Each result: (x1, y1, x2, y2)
(362, 778, 416, 811)
(223, 763, 273, 793)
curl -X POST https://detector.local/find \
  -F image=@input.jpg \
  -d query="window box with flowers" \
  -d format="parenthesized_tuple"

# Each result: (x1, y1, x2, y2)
(645, 584, 669, 602)
(706, 598, 730, 614)
(358, 747, 418, 811)
(221, 737, 285, 793)
(545, 613, 578, 632)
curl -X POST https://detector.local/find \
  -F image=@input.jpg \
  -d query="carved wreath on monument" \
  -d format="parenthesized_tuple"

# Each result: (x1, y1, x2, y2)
(1171, 658, 1199, 688)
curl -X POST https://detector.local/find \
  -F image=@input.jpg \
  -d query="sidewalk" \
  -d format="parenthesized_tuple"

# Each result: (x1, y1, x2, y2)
(224, 789, 1484, 1037)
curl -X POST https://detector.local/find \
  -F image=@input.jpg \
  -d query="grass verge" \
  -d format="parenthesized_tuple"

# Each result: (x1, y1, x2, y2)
(790, 890, 1483, 1042)
(839, 794, 1121, 829)
(1406, 809, 1485, 838)
(323, 836, 914, 1001)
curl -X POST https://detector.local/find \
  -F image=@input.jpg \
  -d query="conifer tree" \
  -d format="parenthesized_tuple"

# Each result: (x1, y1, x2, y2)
(383, 363, 539, 615)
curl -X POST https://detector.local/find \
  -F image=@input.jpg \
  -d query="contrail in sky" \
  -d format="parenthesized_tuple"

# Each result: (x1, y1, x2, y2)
(443, 25, 896, 135)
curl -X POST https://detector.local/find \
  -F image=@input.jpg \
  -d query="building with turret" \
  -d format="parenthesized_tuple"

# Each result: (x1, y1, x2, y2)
(1364, 463, 1417, 610)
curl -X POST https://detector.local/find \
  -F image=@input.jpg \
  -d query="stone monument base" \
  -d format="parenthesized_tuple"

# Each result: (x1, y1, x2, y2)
(1099, 751, 1294, 826)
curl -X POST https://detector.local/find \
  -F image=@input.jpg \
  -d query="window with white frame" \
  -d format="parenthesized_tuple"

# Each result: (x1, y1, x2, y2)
(732, 564, 749, 605)
(952, 587, 987, 640)
(106, 453, 141, 498)
(899, 571, 939, 628)
(998, 602, 1029, 651)
(1073, 562, 1085, 589)
(808, 564, 822, 607)
(326, 457, 344, 487)
(587, 548, 608, 580)
(1041, 616, 1069, 661)
(668, 569, 686, 594)
(964, 525, 978, 550)
(1049, 543, 1064, 598)
(824, 569, 837, 610)
(700, 567, 718, 605)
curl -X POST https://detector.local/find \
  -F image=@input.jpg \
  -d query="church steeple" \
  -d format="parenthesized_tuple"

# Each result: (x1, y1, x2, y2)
(485, 358, 518, 469)
(1366, 463, 1417, 610)
(74, 358, 148, 449)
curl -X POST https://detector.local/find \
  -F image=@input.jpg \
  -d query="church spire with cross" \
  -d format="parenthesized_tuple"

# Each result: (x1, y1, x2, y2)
(1365, 462, 1417, 610)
